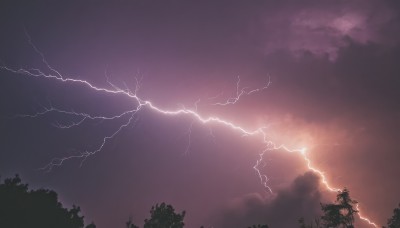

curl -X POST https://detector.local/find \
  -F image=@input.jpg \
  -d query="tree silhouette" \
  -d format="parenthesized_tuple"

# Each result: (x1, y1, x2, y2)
(86, 222, 96, 228)
(126, 216, 139, 228)
(0, 174, 93, 228)
(143, 202, 185, 228)
(320, 188, 358, 228)
(298, 217, 322, 228)
(247, 224, 269, 228)
(385, 203, 400, 228)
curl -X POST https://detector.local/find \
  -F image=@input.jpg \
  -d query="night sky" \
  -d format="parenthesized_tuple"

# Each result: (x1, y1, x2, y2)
(1, 1, 400, 227)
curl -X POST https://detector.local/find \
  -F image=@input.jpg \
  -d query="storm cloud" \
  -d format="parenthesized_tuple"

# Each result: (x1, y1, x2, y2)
(216, 172, 326, 227)
(253, 0, 400, 60)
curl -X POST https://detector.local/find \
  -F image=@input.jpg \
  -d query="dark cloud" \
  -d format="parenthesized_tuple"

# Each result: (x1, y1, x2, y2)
(253, 0, 400, 61)
(216, 172, 325, 227)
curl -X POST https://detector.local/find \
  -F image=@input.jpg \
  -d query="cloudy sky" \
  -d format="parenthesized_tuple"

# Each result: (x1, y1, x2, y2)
(1, 1, 400, 227)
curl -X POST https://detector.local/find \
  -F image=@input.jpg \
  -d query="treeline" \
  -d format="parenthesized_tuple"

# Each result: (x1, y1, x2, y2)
(0, 175, 399, 228)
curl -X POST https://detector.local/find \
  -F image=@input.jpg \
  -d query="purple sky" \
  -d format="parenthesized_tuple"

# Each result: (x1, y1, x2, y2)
(1, 1, 400, 227)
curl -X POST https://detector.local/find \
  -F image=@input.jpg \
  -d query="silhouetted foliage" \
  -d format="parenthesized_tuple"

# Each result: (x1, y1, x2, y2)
(247, 224, 269, 228)
(143, 202, 185, 228)
(126, 216, 139, 228)
(0, 174, 93, 228)
(3, 175, 397, 228)
(299, 217, 308, 228)
(85, 222, 96, 228)
(385, 203, 400, 228)
(320, 188, 358, 228)
(298, 217, 322, 228)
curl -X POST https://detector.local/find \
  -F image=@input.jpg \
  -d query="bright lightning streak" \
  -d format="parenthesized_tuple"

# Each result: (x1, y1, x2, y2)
(356, 204, 379, 227)
(0, 43, 378, 227)
(43, 109, 140, 171)
(211, 75, 271, 106)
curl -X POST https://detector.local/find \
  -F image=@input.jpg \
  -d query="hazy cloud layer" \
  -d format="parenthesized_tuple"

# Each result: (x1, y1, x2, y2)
(256, 0, 399, 60)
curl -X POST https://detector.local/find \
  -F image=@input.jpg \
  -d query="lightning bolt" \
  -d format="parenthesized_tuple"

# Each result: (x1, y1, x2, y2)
(0, 38, 378, 227)
(210, 75, 271, 106)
